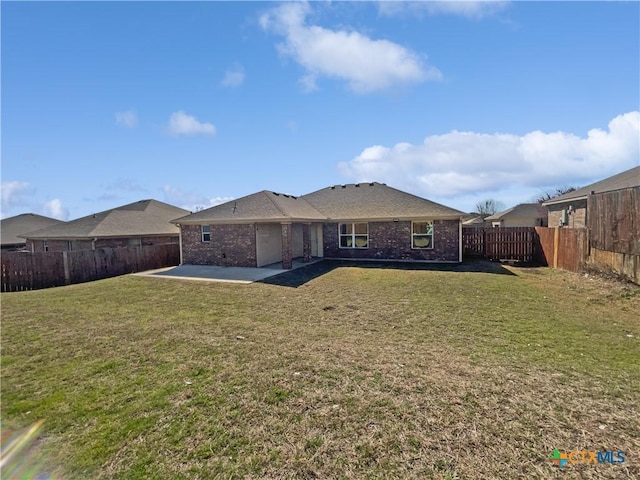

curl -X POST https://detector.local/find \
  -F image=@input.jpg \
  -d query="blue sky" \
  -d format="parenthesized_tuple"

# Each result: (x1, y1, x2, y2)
(2, 0, 639, 220)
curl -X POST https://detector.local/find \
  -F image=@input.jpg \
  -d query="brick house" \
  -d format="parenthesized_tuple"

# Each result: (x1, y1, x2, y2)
(1, 213, 64, 251)
(542, 166, 639, 228)
(172, 183, 464, 269)
(22, 199, 189, 252)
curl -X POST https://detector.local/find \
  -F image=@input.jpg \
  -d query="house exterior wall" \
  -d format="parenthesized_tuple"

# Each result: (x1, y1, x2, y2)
(26, 236, 178, 252)
(291, 224, 304, 258)
(547, 200, 587, 228)
(181, 224, 257, 267)
(492, 216, 547, 228)
(255, 223, 283, 267)
(322, 220, 460, 262)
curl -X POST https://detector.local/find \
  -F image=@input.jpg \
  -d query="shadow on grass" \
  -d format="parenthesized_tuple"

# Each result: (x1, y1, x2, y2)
(258, 258, 517, 288)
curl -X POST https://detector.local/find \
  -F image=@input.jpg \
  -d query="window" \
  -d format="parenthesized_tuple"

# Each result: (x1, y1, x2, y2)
(412, 221, 434, 249)
(339, 223, 368, 248)
(201, 225, 211, 242)
(44, 240, 48, 252)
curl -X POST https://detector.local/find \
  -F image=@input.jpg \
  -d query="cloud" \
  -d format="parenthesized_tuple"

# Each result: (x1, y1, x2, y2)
(163, 185, 233, 212)
(339, 111, 640, 201)
(43, 198, 69, 221)
(1, 181, 34, 214)
(378, 1, 510, 19)
(105, 178, 147, 193)
(115, 110, 138, 128)
(260, 2, 441, 93)
(221, 63, 245, 88)
(167, 111, 216, 137)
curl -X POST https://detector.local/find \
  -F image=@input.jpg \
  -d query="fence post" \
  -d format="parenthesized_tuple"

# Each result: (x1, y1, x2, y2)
(63, 251, 71, 285)
(552, 227, 559, 268)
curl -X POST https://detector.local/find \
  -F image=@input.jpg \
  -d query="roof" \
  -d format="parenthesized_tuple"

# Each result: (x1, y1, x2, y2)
(173, 183, 464, 225)
(303, 183, 464, 220)
(485, 203, 547, 221)
(542, 166, 640, 206)
(172, 191, 326, 224)
(1, 213, 64, 246)
(462, 215, 486, 225)
(21, 199, 189, 240)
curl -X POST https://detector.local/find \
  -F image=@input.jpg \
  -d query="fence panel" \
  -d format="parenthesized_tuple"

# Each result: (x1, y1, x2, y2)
(1, 244, 179, 292)
(588, 186, 639, 255)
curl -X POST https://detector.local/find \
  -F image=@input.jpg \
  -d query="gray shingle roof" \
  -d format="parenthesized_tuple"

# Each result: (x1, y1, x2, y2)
(172, 191, 326, 224)
(1, 213, 64, 246)
(173, 183, 463, 224)
(303, 183, 464, 220)
(485, 203, 547, 221)
(21, 200, 189, 239)
(542, 166, 640, 206)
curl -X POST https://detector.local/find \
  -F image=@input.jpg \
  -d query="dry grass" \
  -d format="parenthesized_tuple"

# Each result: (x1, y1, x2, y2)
(1, 261, 639, 479)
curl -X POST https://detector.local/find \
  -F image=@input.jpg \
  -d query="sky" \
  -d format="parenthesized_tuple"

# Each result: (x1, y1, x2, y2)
(1, 0, 639, 221)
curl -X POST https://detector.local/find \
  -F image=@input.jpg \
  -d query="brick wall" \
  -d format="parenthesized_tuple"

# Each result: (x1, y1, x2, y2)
(181, 224, 257, 267)
(547, 200, 587, 228)
(322, 220, 460, 262)
(27, 236, 178, 252)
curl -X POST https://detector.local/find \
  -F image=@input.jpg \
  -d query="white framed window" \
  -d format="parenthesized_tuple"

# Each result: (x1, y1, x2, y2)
(339, 223, 368, 248)
(44, 240, 49, 252)
(201, 225, 211, 242)
(412, 221, 434, 249)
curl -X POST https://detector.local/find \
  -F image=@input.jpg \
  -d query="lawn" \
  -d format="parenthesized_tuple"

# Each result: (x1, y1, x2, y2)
(1, 261, 639, 479)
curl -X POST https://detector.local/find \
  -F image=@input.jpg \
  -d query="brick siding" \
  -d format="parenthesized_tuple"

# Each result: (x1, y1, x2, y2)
(26, 236, 178, 252)
(547, 200, 587, 228)
(322, 220, 460, 262)
(181, 224, 257, 267)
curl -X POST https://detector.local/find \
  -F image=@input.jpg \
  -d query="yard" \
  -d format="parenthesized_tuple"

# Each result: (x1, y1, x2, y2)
(1, 261, 639, 479)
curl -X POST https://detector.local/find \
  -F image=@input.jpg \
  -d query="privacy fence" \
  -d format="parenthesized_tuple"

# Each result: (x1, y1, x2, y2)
(1, 244, 179, 292)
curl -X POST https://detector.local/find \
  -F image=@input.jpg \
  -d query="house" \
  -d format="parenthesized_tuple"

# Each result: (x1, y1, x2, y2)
(462, 214, 487, 228)
(542, 166, 640, 228)
(172, 182, 464, 269)
(1, 214, 64, 251)
(485, 203, 548, 228)
(22, 199, 189, 252)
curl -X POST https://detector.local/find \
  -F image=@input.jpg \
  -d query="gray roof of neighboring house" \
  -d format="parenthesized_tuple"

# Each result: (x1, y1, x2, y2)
(462, 215, 486, 225)
(302, 182, 464, 220)
(542, 166, 640, 206)
(485, 203, 548, 221)
(1, 213, 65, 246)
(172, 191, 326, 224)
(173, 183, 464, 224)
(21, 200, 189, 239)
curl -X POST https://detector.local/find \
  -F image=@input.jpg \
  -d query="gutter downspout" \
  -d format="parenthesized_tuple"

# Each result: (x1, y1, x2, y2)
(458, 218, 463, 263)
(177, 224, 183, 265)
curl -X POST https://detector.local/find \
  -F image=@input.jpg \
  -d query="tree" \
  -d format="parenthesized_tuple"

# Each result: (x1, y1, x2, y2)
(535, 186, 578, 204)
(475, 199, 505, 217)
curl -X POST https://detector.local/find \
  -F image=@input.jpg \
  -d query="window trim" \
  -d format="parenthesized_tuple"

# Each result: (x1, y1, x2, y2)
(411, 221, 434, 250)
(201, 225, 211, 243)
(338, 222, 369, 249)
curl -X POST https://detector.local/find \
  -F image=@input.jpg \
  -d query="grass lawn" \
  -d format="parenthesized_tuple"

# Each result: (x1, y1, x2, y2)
(1, 260, 639, 479)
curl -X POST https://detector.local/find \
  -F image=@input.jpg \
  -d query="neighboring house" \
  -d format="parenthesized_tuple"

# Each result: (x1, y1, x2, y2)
(542, 166, 640, 228)
(485, 203, 548, 228)
(462, 214, 487, 228)
(172, 182, 464, 269)
(22, 199, 189, 252)
(1, 214, 65, 251)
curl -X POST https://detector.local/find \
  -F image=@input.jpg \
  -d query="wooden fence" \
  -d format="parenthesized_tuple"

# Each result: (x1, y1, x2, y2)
(535, 227, 589, 273)
(462, 227, 542, 264)
(1, 244, 179, 292)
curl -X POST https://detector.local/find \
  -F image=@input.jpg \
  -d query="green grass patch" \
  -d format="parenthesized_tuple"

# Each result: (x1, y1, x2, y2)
(2, 262, 639, 478)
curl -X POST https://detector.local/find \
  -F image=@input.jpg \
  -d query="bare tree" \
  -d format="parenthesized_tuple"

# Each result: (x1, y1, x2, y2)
(475, 199, 505, 217)
(535, 186, 578, 203)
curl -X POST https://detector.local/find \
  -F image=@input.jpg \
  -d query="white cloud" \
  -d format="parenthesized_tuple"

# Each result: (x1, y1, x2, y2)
(1, 181, 34, 214)
(115, 110, 138, 128)
(43, 198, 69, 221)
(163, 185, 233, 212)
(221, 63, 245, 88)
(378, 1, 510, 19)
(167, 111, 216, 137)
(339, 111, 640, 201)
(260, 2, 441, 93)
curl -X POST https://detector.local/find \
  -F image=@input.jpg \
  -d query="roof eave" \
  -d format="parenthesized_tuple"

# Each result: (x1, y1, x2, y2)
(542, 195, 588, 206)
